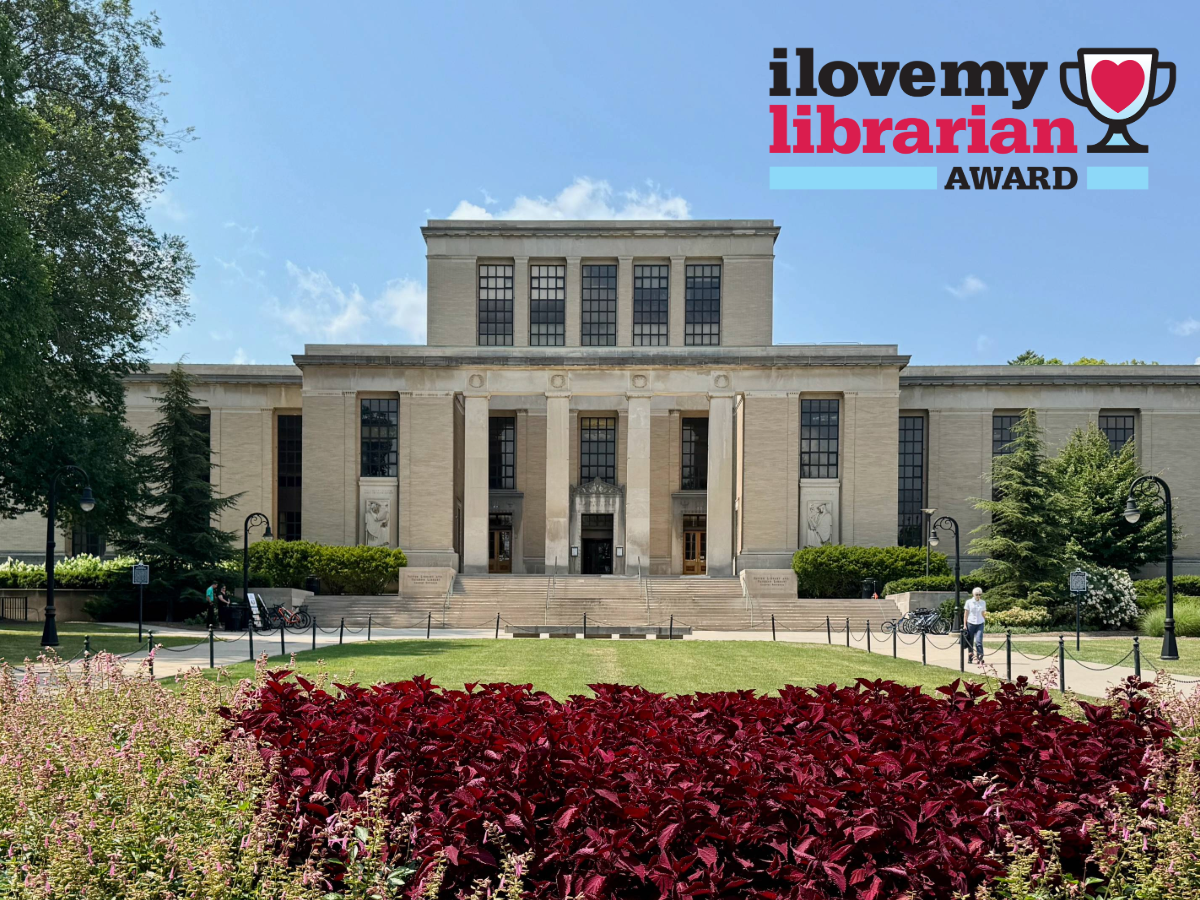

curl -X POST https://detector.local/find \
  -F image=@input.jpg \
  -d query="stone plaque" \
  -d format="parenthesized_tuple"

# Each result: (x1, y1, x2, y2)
(741, 568, 798, 598)
(399, 567, 457, 598)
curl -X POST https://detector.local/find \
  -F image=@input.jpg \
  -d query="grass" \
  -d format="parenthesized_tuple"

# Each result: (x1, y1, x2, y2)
(0, 622, 201, 665)
(984, 635, 1200, 676)
(200, 638, 996, 700)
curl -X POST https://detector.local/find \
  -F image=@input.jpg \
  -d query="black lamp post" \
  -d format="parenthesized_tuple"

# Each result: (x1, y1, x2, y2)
(921, 508, 937, 578)
(929, 515, 961, 630)
(242, 512, 272, 620)
(1124, 476, 1176, 660)
(42, 465, 97, 647)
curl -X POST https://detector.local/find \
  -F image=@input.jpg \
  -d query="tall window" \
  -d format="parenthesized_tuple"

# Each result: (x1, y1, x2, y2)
(992, 414, 1021, 456)
(897, 415, 926, 547)
(478, 264, 514, 346)
(801, 399, 840, 479)
(685, 264, 721, 346)
(581, 264, 617, 346)
(1100, 413, 1136, 454)
(579, 416, 616, 484)
(681, 417, 709, 490)
(361, 399, 398, 477)
(530, 264, 565, 346)
(633, 264, 669, 346)
(277, 414, 302, 541)
(488, 416, 515, 490)
(70, 522, 105, 557)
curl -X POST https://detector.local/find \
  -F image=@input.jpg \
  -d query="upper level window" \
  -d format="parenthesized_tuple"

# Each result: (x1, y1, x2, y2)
(685, 264, 721, 346)
(681, 417, 709, 491)
(70, 522, 105, 557)
(633, 264, 669, 346)
(579, 416, 617, 484)
(489, 416, 516, 490)
(581, 264, 617, 346)
(529, 264, 565, 346)
(478, 264, 514, 346)
(1100, 413, 1135, 454)
(361, 399, 398, 477)
(801, 399, 839, 479)
(992, 414, 1021, 456)
(277, 414, 302, 541)
(897, 415, 926, 547)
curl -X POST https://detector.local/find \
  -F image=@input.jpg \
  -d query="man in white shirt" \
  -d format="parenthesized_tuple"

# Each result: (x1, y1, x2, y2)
(964, 587, 987, 664)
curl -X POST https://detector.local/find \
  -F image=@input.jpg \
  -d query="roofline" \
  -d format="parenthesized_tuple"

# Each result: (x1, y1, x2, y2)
(900, 365, 1200, 387)
(126, 364, 303, 385)
(421, 219, 780, 242)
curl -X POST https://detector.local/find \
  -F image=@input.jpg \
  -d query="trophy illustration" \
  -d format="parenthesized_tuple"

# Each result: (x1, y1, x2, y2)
(1061, 48, 1175, 152)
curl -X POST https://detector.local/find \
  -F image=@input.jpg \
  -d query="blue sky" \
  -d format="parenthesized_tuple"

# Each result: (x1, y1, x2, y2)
(141, 0, 1200, 366)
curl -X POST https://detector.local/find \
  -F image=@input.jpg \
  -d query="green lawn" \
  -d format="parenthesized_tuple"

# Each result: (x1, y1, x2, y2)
(985, 635, 1200, 676)
(0, 622, 201, 666)
(202, 638, 992, 699)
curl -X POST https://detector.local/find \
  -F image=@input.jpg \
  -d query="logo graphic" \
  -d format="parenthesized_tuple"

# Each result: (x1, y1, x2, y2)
(1060, 48, 1175, 152)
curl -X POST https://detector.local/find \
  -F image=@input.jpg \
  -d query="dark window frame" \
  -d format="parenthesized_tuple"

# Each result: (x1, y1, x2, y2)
(992, 414, 1022, 457)
(633, 264, 669, 346)
(529, 263, 566, 346)
(801, 399, 840, 479)
(897, 414, 926, 547)
(681, 417, 709, 491)
(581, 264, 617, 346)
(579, 416, 617, 485)
(360, 398, 398, 477)
(477, 263, 514, 346)
(1099, 413, 1136, 455)
(488, 416, 516, 490)
(277, 414, 302, 541)
(684, 263, 721, 346)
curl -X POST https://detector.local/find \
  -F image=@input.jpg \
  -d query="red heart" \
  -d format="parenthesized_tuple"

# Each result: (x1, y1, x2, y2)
(1090, 59, 1145, 113)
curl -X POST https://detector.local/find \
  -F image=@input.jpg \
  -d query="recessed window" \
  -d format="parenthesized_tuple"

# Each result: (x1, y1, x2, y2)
(70, 522, 105, 557)
(489, 416, 515, 490)
(478, 264, 514, 346)
(530, 264, 565, 346)
(992, 414, 1022, 456)
(1099, 413, 1135, 455)
(633, 264, 669, 346)
(581, 264, 617, 346)
(681, 417, 709, 491)
(801, 399, 839, 479)
(897, 415, 925, 547)
(277, 414, 302, 541)
(685, 264, 721, 346)
(579, 416, 617, 484)
(360, 399, 398, 477)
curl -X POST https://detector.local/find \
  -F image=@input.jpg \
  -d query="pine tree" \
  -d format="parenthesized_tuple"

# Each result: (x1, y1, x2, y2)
(1051, 424, 1170, 571)
(134, 365, 240, 609)
(969, 410, 1069, 599)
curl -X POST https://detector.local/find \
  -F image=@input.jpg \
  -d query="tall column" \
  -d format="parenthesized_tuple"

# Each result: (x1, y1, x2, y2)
(707, 393, 735, 576)
(625, 393, 652, 573)
(545, 393, 571, 573)
(463, 395, 490, 574)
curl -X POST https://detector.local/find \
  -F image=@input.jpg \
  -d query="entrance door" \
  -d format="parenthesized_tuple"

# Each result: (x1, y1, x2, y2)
(580, 513, 613, 575)
(683, 514, 707, 575)
(488, 513, 512, 574)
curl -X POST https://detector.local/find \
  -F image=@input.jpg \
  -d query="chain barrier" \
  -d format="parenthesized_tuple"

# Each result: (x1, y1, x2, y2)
(1010, 644, 1060, 662)
(1065, 648, 1135, 671)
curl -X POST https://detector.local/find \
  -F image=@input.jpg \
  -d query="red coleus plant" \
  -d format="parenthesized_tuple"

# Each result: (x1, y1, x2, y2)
(226, 676, 1169, 900)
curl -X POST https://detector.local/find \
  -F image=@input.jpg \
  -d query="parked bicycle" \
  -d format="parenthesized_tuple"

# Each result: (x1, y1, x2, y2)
(884, 608, 951, 635)
(250, 597, 312, 631)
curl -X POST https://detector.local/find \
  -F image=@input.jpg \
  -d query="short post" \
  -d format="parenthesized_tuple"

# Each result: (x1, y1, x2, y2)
(959, 628, 965, 672)
(826, 616, 831, 644)
(921, 630, 926, 666)
(1058, 635, 1066, 692)
(771, 614, 776, 641)
(279, 624, 285, 658)
(339, 617, 344, 645)
(426, 611, 432, 639)
(669, 615, 674, 641)
(583, 613, 587, 639)
(248, 620, 254, 660)
(147, 632, 154, 679)
(84, 634, 91, 655)
(209, 624, 215, 669)
(845, 617, 850, 648)
(367, 614, 372, 642)
(892, 625, 897, 659)
(311, 618, 317, 652)
(866, 621, 871, 654)
(1006, 630, 1012, 682)
(495, 613, 500, 640)
(1133, 635, 1141, 679)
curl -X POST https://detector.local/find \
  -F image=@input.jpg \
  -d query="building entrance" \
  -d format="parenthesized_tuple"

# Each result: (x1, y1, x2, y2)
(683, 514, 707, 575)
(580, 513, 613, 575)
(488, 513, 512, 574)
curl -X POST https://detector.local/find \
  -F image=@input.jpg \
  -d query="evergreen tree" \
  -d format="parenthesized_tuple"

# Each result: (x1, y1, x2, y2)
(1051, 424, 1170, 571)
(133, 366, 240, 608)
(969, 410, 1069, 599)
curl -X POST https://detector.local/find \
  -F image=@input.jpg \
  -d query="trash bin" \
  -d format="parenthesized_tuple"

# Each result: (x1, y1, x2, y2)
(861, 578, 877, 599)
(304, 574, 321, 594)
(228, 604, 248, 631)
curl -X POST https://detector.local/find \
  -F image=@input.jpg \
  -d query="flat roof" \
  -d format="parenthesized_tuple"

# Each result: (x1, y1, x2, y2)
(901, 365, 1200, 387)
(421, 219, 780, 240)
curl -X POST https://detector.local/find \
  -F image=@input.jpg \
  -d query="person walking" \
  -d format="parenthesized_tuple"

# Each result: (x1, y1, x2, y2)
(217, 583, 232, 631)
(204, 580, 219, 629)
(964, 587, 987, 665)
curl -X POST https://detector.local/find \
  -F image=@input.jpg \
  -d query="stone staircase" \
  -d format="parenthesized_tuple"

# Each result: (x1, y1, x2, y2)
(646, 577, 757, 630)
(756, 596, 902, 633)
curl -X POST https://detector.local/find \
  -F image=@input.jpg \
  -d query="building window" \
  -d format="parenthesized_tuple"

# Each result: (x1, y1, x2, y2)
(529, 263, 565, 346)
(196, 409, 211, 484)
(489, 416, 515, 490)
(992, 414, 1022, 456)
(579, 416, 616, 484)
(1100, 413, 1136, 455)
(633, 264, 669, 346)
(801, 399, 839, 479)
(478, 264, 514, 346)
(897, 415, 925, 547)
(277, 414, 302, 541)
(361, 399, 398, 477)
(70, 522, 105, 557)
(685, 264, 721, 346)
(581, 264, 617, 346)
(681, 417, 709, 491)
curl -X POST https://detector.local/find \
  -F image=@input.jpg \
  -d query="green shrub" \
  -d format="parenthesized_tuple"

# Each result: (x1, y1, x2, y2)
(0, 554, 137, 590)
(248, 541, 408, 595)
(881, 571, 996, 596)
(1140, 599, 1200, 638)
(1134, 575, 1200, 600)
(1137, 592, 1166, 612)
(989, 606, 1053, 628)
(792, 546, 948, 599)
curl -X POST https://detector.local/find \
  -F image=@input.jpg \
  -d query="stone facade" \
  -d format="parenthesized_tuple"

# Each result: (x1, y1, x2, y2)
(2, 221, 1198, 577)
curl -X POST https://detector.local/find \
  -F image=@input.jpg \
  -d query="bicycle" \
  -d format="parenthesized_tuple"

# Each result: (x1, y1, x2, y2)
(268, 605, 313, 629)
(887, 609, 951, 635)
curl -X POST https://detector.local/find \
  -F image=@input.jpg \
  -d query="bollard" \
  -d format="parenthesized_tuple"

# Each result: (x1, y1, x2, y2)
(248, 621, 254, 660)
(85, 635, 91, 655)
(892, 625, 897, 658)
(340, 617, 344, 645)
(209, 625, 215, 669)
(426, 611, 432, 639)
(1058, 636, 1066, 692)
(921, 630, 926, 666)
(368, 614, 372, 642)
(669, 615, 674, 641)
(312, 618, 317, 652)
(583, 613, 587, 640)
(280, 623, 285, 658)
(845, 617, 850, 648)
(959, 629, 965, 672)
(1006, 630, 1012, 682)
(866, 621, 871, 654)
(148, 632, 154, 679)
(495, 613, 500, 640)
(826, 616, 831, 644)
(1133, 636, 1142, 679)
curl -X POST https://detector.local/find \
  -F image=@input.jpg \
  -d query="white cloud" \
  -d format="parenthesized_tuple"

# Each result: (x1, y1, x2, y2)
(231, 347, 256, 365)
(1170, 318, 1200, 336)
(269, 262, 426, 344)
(446, 177, 690, 221)
(149, 189, 188, 223)
(946, 275, 987, 299)
(480, 188, 497, 206)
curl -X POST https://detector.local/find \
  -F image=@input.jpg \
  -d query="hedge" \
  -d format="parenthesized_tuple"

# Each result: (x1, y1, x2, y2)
(0, 554, 137, 590)
(247, 540, 407, 595)
(881, 572, 997, 597)
(1134, 576, 1200, 600)
(792, 545, 948, 598)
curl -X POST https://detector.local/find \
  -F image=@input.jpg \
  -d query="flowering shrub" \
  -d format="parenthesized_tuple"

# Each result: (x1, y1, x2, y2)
(0, 554, 138, 589)
(230, 674, 1170, 900)
(1075, 565, 1140, 629)
(248, 541, 407, 594)
(989, 606, 1053, 628)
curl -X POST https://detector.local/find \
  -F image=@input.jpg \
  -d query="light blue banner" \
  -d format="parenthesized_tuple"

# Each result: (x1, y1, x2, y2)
(769, 166, 938, 190)
(1086, 167, 1149, 190)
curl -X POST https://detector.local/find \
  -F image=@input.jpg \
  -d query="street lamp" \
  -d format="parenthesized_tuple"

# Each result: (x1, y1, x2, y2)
(1124, 476, 1176, 660)
(42, 465, 97, 647)
(929, 515, 961, 630)
(921, 508, 937, 578)
(242, 512, 273, 623)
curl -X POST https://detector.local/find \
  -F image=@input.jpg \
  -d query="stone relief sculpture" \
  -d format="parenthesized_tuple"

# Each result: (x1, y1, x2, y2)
(806, 500, 834, 547)
(364, 499, 391, 546)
